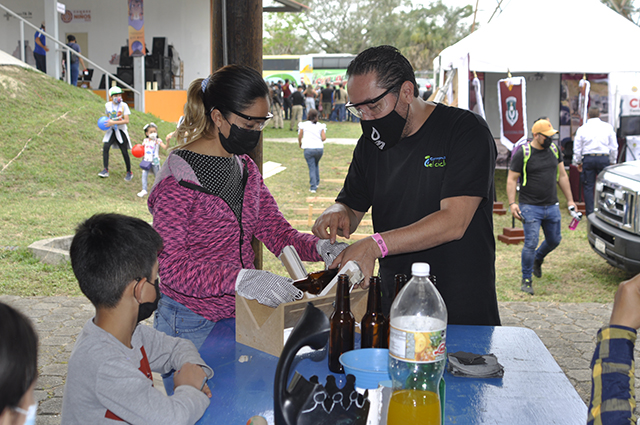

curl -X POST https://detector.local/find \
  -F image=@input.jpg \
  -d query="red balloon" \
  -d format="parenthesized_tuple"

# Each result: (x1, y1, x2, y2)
(132, 144, 144, 158)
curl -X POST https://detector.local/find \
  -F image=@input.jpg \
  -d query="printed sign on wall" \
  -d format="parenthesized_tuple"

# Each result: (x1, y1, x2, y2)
(128, 0, 145, 57)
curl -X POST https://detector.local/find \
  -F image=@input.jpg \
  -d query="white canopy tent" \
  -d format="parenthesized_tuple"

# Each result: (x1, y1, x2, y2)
(435, 0, 640, 133)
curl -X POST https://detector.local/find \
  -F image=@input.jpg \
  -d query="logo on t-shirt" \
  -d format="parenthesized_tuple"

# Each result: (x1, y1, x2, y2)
(424, 155, 446, 168)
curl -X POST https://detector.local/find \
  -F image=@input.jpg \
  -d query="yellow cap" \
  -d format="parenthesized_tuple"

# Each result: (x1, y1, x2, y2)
(531, 119, 558, 137)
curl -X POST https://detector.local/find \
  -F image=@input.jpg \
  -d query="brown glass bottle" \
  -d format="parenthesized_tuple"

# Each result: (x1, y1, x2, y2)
(328, 274, 355, 373)
(394, 273, 408, 299)
(361, 276, 389, 349)
(293, 268, 339, 295)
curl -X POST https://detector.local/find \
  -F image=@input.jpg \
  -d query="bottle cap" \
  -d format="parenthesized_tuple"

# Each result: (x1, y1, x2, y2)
(411, 262, 430, 276)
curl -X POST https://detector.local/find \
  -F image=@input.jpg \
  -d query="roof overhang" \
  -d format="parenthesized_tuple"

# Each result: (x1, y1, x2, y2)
(263, 0, 309, 13)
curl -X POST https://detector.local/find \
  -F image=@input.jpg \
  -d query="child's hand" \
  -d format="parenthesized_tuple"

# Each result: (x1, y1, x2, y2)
(173, 363, 209, 394)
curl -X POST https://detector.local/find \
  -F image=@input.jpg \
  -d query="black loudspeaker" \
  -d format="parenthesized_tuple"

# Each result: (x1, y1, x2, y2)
(162, 69, 172, 89)
(145, 55, 159, 69)
(119, 46, 132, 67)
(116, 67, 133, 86)
(152, 37, 167, 57)
(99, 74, 106, 89)
(162, 56, 171, 71)
(154, 70, 165, 89)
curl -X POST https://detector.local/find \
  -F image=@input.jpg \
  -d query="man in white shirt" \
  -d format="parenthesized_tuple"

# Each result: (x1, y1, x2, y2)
(573, 107, 618, 216)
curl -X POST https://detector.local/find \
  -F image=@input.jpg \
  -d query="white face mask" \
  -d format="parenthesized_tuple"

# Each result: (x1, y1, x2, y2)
(14, 403, 37, 425)
(148, 132, 157, 140)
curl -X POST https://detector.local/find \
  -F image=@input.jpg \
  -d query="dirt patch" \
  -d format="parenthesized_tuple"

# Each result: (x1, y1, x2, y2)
(0, 73, 25, 98)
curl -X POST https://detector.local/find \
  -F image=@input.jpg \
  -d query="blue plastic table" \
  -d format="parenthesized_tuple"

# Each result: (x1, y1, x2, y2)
(195, 319, 587, 424)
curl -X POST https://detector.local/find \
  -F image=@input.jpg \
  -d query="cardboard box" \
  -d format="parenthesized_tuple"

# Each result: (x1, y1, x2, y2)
(236, 287, 368, 357)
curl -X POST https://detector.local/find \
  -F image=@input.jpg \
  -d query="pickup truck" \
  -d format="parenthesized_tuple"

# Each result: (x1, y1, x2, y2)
(587, 160, 640, 274)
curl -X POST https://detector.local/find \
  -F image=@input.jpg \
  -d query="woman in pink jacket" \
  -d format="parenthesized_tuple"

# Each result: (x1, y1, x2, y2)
(148, 65, 344, 356)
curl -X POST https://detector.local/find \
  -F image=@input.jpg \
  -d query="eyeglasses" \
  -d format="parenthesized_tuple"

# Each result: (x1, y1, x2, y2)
(346, 86, 397, 118)
(228, 108, 273, 131)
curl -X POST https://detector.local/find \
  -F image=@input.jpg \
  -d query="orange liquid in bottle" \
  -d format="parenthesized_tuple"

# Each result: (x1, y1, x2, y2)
(387, 389, 440, 425)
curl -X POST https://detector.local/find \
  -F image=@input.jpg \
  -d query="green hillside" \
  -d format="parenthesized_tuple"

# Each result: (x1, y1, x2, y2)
(0, 65, 178, 295)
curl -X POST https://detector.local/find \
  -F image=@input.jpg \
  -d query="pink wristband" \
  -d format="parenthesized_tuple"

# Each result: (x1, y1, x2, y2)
(371, 233, 388, 258)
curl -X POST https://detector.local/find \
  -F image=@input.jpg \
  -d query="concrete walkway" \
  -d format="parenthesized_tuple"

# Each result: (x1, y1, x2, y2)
(1, 295, 639, 424)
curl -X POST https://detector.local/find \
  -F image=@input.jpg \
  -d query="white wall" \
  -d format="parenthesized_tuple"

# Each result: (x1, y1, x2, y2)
(484, 72, 561, 139)
(0, 0, 211, 88)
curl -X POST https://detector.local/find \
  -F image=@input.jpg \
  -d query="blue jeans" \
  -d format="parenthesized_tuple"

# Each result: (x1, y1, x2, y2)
(519, 204, 562, 280)
(304, 148, 323, 191)
(141, 164, 160, 192)
(154, 294, 216, 394)
(335, 104, 346, 122)
(582, 155, 610, 216)
(69, 61, 79, 86)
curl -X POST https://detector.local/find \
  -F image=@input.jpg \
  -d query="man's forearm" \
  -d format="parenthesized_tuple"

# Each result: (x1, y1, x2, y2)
(381, 196, 481, 256)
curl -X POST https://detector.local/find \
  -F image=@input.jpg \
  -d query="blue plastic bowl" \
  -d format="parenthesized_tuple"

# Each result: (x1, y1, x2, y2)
(339, 348, 390, 389)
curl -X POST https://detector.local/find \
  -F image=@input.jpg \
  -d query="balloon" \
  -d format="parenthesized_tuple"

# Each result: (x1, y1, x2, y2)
(132, 144, 145, 158)
(97, 116, 109, 131)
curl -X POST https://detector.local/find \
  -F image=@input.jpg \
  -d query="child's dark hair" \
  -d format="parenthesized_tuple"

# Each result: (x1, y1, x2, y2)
(308, 109, 319, 123)
(70, 213, 163, 308)
(0, 302, 38, 413)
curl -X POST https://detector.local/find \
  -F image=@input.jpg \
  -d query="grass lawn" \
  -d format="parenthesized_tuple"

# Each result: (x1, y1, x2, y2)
(0, 65, 627, 302)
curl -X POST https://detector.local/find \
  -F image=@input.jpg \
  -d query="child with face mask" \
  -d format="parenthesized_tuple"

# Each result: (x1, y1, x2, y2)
(0, 302, 38, 425)
(99, 86, 133, 181)
(137, 123, 167, 198)
(61, 213, 213, 424)
(147, 65, 347, 392)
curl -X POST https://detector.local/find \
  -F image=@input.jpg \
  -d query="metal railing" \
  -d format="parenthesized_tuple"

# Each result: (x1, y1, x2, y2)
(0, 3, 143, 109)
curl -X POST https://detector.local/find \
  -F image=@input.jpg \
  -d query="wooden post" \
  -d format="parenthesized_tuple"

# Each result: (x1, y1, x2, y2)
(212, 0, 264, 269)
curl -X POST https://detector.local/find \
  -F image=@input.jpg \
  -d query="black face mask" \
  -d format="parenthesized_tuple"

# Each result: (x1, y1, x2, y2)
(137, 278, 160, 323)
(541, 136, 553, 149)
(360, 98, 407, 151)
(219, 123, 261, 155)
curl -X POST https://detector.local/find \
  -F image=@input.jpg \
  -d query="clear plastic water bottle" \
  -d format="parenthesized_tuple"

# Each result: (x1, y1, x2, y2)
(387, 263, 447, 425)
(568, 206, 583, 230)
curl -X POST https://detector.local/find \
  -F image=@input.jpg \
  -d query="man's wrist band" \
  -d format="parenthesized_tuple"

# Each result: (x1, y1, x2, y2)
(371, 233, 388, 258)
(509, 202, 516, 206)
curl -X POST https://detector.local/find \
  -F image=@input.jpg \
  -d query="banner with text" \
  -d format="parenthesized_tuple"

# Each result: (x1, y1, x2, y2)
(497, 76, 527, 151)
(128, 0, 145, 57)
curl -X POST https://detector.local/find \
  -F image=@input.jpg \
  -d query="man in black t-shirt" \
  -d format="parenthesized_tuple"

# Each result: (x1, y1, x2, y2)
(311, 46, 500, 326)
(290, 85, 305, 131)
(507, 119, 576, 295)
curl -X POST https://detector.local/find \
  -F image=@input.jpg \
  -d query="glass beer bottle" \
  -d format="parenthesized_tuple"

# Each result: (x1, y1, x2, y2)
(361, 276, 388, 349)
(293, 268, 339, 295)
(388, 263, 447, 425)
(394, 274, 407, 299)
(328, 274, 355, 373)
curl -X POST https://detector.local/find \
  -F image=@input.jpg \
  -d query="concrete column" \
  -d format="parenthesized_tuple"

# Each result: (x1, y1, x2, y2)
(133, 56, 145, 112)
(44, 0, 60, 80)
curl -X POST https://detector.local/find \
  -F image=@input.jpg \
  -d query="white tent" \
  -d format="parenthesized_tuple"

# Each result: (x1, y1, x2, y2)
(435, 0, 640, 132)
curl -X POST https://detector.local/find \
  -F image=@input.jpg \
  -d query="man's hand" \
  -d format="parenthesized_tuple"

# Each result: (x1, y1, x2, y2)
(312, 203, 356, 243)
(610, 273, 640, 330)
(330, 236, 381, 287)
(174, 363, 210, 397)
(577, 164, 583, 173)
(509, 203, 522, 221)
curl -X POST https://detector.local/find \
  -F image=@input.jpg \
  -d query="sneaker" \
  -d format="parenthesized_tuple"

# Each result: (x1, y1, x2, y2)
(137, 190, 147, 198)
(98, 169, 109, 178)
(520, 278, 534, 295)
(533, 259, 543, 278)
(124, 172, 133, 182)
(310, 189, 316, 193)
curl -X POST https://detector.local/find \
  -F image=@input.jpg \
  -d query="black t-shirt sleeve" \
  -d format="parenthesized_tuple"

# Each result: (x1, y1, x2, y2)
(510, 147, 525, 174)
(440, 113, 496, 202)
(336, 138, 371, 213)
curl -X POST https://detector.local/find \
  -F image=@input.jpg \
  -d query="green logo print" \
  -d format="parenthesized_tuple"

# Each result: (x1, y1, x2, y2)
(424, 155, 446, 168)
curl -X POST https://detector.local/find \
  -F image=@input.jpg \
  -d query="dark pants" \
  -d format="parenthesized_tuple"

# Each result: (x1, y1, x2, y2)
(283, 97, 292, 120)
(583, 155, 610, 216)
(103, 130, 131, 172)
(34, 52, 46, 73)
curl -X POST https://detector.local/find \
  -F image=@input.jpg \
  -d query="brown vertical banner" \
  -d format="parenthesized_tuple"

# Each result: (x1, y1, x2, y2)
(128, 0, 145, 57)
(497, 77, 527, 151)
